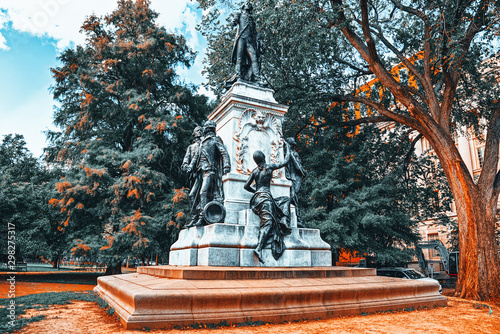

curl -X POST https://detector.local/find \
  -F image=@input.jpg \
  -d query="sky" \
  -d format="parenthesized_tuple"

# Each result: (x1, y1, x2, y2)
(0, 0, 209, 159)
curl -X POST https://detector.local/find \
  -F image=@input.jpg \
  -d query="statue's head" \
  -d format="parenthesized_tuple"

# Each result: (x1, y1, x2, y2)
(242, 1, 253, 12)
(193, 126, 202, 138)
(253, 150, 266, 165)
(286, 137, 297, 147)
(203, 120, 216, 134)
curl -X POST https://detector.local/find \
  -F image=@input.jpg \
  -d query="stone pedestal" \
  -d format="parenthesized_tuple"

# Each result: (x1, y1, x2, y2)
(210, 81, 291, 220)
(169, 208, 332, 267)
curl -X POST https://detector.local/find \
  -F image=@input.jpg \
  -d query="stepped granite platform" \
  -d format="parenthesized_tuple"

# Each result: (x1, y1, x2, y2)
(94, 266, 447, 330)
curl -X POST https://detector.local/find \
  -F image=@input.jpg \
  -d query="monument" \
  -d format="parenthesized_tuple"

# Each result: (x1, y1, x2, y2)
(95, 2, 446, 329)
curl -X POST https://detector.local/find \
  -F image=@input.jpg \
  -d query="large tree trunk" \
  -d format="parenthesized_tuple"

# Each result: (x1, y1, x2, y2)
(443, 158, 500, 300)
(104, 262, 122, 275)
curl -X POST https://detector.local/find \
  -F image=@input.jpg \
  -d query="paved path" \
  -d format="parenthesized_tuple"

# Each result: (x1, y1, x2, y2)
(0, 281, 95, 298)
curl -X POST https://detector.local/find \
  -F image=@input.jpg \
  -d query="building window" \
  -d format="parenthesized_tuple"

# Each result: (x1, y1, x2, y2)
(477, 146, 485, 168)
(428, 233, 439, 258)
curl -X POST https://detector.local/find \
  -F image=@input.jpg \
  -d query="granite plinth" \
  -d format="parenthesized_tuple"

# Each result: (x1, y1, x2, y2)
(94, 266, 447, 330)
(169, 222, 332, 267)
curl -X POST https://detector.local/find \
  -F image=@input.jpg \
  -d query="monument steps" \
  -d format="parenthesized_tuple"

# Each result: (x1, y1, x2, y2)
(94, 266, 447, 330)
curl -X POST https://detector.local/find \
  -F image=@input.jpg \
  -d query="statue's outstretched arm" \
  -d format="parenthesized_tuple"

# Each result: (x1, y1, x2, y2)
(268, 141, 290, 171)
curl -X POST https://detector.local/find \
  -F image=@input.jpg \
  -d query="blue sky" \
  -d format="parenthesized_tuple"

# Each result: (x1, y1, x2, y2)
(0, 0, 208, 159)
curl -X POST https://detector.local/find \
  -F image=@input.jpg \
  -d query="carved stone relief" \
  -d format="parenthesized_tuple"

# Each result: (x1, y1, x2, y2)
(233, 109, 284, 177)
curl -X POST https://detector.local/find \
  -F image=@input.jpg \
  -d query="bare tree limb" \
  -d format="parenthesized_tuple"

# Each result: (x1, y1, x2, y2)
(389, 0, 427, 22)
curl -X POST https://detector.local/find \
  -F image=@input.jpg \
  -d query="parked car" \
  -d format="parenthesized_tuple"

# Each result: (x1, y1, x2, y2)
(376, 267, 442, 293)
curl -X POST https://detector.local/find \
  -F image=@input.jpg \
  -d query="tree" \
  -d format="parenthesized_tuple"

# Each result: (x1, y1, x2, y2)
(46, 0, 209, 274)
(198, 0, 500, 300)
(0, 134, 65, 267)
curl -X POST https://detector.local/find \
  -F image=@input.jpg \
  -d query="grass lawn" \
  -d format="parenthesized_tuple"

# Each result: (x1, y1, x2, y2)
(0, 290, 97, 334)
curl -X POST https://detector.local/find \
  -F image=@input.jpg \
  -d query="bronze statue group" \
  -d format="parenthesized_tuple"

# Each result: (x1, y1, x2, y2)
(181, 123, 306, 263)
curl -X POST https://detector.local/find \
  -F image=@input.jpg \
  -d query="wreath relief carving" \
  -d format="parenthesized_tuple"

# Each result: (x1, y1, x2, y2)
(232, 109, 284, 177)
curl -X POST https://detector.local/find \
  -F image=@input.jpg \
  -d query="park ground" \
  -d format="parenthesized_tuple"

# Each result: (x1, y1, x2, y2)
(1, 264, 499, 334)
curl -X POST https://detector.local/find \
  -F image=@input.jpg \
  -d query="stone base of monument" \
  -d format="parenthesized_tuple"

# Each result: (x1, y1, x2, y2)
(94, 266, 447, 330)
(168, 209, 332, 267)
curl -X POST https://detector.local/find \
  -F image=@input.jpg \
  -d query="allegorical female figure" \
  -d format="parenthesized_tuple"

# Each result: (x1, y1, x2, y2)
(244, 144, 291, 263)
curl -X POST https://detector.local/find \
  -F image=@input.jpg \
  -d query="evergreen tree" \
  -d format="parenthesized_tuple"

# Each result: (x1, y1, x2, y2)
(0, 134, 65, 267)
(198, 0, 500, 301)
(46, 0, 209, 274)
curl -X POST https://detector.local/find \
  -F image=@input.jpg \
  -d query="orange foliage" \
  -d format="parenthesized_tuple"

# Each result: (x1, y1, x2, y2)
(48, 198, 62, 207)
(142, 69, 153, 76)
(171, 188, 187, 203)
(138, 115, 146, 123)
(80, 93, 95, 108)
(71, 240, 91, 255)
(84, 166, 106, 177)
(56, 181, 72, 193)
(144, 124, 153, 130)
(76, 203, 84, 209)
(165, 42, 174, 51)
(121, 160, 131, 171)
(66, 198, 75, 206)
(175, 211, 184, 219)
(63, 217, 69, 226)
(156, 121, 167, 133)
(127, 188, 140, 198)
(124, 175, 142, 184)
(100, 235, 115, 251)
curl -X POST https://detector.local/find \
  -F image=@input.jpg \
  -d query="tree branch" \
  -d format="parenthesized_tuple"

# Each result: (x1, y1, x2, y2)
(389, 0, 427, 22)
(342, 115, 393, 127)
(335, 57, 373, 75)
(329, 0, 425, 126)
(368, 27, 432, 108)
(480, 109, 500, 194)
(333, 95, 423, 132)
(442, 0, 489, 127)
(360, 0, 378, 62)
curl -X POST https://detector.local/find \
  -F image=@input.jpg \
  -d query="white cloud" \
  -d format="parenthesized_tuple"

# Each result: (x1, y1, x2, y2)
(0, 33, 9, 50)
(0, 0, 201, 51)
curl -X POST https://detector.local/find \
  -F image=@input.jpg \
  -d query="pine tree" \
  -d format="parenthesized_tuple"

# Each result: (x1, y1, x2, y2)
(46, 0, 209, 274)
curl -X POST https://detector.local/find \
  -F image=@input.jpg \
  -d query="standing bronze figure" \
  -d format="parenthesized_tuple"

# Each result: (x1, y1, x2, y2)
(181, 126, 203, 227)
(186, 120, 231, 228)
(231, 1, 265, 84)
(284, 137, 308, 228)
(244, 145, 291, 263)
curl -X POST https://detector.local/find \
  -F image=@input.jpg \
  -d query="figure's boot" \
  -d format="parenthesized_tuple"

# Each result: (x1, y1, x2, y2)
(254, 228, 269, 263)
(254, 247, 264, 263)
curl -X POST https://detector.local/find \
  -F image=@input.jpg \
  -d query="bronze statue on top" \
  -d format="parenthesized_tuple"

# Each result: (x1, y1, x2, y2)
(185, 120, 231, 228)
(244, 144, 291, 263)
(231, 1, 266, 85)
